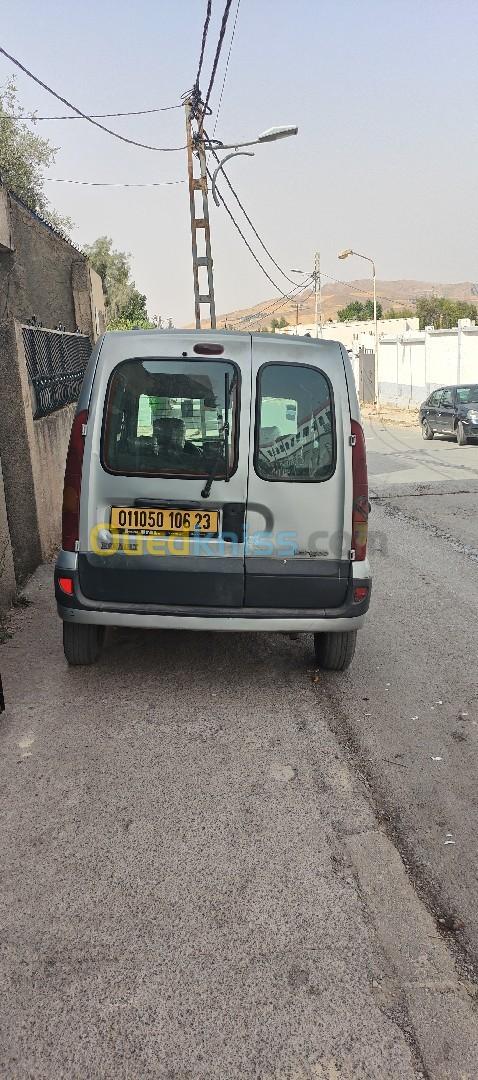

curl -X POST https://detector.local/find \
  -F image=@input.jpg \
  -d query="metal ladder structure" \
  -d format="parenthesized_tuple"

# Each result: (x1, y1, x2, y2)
(185, 97, 217, 330)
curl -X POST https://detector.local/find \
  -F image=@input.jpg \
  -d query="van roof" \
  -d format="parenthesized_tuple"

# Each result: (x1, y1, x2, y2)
(102, 328, 343, 347)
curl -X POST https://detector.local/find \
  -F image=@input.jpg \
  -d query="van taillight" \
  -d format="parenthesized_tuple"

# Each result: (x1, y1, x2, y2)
(62, 409, 88, 551)
(351, 420, 369, 561)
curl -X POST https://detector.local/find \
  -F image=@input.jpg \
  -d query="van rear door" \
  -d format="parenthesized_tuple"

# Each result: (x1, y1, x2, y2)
(78, 332, 252, 609)
(244, 335, 352, 610)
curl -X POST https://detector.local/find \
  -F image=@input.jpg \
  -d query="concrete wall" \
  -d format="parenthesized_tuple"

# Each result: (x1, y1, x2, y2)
(32, 403, 76, 560)
(0, 186, 105, 340)
(0, 319, 43, 582)
(72, 261, 106, 339)
(281, 317, 419, 351)
(0, 187, 13, 253)
(376, 321, 478, 407)
(9, 197, 78, 331)
(0, 455, 15, 611)
(0, 321, 78, 583)
(0, 186, 106, 601)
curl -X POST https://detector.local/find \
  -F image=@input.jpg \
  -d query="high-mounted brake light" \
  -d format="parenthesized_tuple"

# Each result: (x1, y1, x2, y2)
(62, 409, 88, 551)
(351, 419, 369, 561)
(193, 343, 224, 355)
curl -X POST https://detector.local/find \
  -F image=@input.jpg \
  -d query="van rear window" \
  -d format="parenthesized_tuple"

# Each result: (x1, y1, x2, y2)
(102, 358, 238, 477)
(255, 363, 335, 482)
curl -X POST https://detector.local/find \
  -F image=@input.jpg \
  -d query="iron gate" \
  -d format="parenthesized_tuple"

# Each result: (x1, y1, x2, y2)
(22, 325, 91, 420)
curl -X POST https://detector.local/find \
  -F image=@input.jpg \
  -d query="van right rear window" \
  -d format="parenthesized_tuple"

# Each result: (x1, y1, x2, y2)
(255, 363, 335, 482)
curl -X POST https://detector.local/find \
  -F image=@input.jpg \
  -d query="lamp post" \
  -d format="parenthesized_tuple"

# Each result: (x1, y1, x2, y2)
(338, 248, 378, 402)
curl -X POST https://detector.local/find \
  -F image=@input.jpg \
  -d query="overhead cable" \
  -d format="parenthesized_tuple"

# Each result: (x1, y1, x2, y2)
(202, 0, 234, 120)
(195, 0, 213, 89)
(209, 169, 310, 300)
(321, 271, 417, 308)
(0, 46, 186, 151)
(210, 153, 300, 287)
(5, 104, 183, 121)
(212, 0, 241, 136)
(233, 279, 314, 328)
(44, 177, 185, 187)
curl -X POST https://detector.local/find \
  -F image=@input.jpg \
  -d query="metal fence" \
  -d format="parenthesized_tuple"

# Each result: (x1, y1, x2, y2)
(22, 326, 91, 419)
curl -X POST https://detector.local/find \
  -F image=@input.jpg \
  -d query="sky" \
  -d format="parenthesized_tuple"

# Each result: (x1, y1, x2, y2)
(2, 0, 478, 326)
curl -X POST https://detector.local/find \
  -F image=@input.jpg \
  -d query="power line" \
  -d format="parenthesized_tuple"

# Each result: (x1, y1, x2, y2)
(212, 0, 241, 137)
(0, 46, 186, 151)
(245, 284, 312, 325)
(209, 147, 300, 288)
(6, 104, 183, 121)
(195, 0, 213, 90)
(202, 0, 234, 121)
(209, 168, 309, 301)
(232, 278, 314, 329)
(44, 177, 185, 187)
(321, 271, 417, 308)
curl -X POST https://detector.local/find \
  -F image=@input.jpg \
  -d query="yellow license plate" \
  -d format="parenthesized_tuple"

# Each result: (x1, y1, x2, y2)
(110, 506, 219, 536)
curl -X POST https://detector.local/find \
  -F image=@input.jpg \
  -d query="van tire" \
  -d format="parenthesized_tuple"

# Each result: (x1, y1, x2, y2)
(63, 622, 104, 666)
(314, 630, 357, 671)
(422, 420, 434, 440)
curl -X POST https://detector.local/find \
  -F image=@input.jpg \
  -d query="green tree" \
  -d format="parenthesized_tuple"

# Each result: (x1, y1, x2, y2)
(416, 296, 478, 330)
(270, 316, 289, 331)
(84, 235, 154, 328)
(0, 78, 73, 234)
(383, 307, 416, 320)
(337, 299, 383, 321)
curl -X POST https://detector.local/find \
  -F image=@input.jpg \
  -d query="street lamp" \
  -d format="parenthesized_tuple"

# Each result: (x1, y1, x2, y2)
(338, 248, 378, 402)
(210, 126, 298, 207)
(208, 125, 298, 152)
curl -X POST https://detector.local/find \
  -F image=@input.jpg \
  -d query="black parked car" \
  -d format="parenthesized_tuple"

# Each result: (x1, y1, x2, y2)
(419, 384, 478, 445)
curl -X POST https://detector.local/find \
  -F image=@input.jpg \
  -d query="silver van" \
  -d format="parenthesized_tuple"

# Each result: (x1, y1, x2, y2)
(55, 330, 371, 669)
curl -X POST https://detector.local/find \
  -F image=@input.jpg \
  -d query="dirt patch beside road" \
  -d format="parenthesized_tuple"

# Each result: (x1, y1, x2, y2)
(362, 403, 419, 428)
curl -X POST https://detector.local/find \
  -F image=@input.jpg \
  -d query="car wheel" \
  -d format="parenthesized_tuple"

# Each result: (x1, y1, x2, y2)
(457, 421, 468, 447)
(63, 622, 105, 666)
(314, 630, 357, 672)
(422, 419, 434, 440)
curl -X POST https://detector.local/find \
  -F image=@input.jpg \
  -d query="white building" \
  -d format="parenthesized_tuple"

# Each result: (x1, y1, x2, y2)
(279, 317, 419, 355)
(375, 319, 478, 406)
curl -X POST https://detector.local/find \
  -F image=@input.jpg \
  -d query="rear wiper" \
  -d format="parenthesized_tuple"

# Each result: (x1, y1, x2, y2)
(201, 371, 236, 499)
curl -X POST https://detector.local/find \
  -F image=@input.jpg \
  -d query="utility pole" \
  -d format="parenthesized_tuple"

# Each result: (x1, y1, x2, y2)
(185, 95, 216, 330)
(314, 251, 322, 338)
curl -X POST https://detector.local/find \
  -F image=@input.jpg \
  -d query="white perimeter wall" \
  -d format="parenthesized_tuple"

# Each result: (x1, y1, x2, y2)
(376, 322, 478, 406)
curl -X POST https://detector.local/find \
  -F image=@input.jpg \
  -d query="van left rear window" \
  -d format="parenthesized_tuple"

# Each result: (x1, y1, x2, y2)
(102, 358, 238, 477)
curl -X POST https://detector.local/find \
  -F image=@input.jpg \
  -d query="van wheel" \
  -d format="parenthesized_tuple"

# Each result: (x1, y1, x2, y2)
(457, 421, 468, 447)
(314, 630, 357, 671)
(422, 420, 434, 440)
(63, 622, 104, 666)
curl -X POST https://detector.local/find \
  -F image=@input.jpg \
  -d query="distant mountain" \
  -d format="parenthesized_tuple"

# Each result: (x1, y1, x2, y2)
(211, 280, 478, 331)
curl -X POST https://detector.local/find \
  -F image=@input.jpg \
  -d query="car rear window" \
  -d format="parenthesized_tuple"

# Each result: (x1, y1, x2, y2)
(255, 363, 335, 482)
(102, 358, 239, 477)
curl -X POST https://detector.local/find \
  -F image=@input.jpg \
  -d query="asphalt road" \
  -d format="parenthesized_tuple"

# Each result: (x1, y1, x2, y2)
(1, 420, 478, 1079)
(364, 417, 478, 495)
